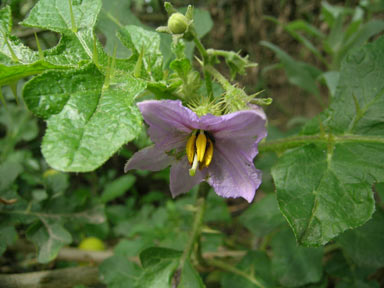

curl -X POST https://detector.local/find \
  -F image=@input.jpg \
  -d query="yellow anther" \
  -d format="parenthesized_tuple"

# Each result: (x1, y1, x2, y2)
(196, 130, 207, 162)
(186, 134, 196, 165)
(203, 138, 213, 168)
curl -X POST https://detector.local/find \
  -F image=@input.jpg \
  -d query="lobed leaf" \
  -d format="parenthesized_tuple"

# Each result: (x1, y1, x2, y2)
(272, 36, 384, 246)
(118, 25, 163, 81)
(23, 65, 146, 172)
(21, 0, 102, 33)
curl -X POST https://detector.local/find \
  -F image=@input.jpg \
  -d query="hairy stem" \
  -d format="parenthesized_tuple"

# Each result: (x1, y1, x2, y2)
(179, 183, 209, 269)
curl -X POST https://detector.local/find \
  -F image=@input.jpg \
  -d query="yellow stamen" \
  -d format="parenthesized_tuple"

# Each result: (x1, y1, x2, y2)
(196, 130, 207, 162)
(186, 133, 196, 165)
(203, 138, 213, 168)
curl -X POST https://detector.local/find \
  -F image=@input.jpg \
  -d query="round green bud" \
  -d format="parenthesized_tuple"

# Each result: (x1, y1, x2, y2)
(168, 13, 188, 34)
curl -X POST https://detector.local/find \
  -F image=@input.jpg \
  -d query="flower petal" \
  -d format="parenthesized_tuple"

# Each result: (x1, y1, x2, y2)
(138, 100, 199, 150)
(124, 146, 173, 172)
(200, 108, 266, 141)
(207, 144, 262, 202)
(200, 108, 267, 161)
(170, 157, 205, 198)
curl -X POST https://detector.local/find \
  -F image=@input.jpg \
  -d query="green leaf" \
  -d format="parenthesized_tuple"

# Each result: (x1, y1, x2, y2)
(97, 0, 143, 57)
(284, 20, 326, 63)
(0, 225, 17, 255)
(204, 192, 231, 223)
(138, 247, 204, 288)
(99, 255, 141, 288)
(180, 7, 213, 39)
(338, 208, 384, 269)
(221, 251, 275, 288)
(101, 175, 136, 203)
(341, 20, 384, 59)
(170, 58, 191, 81)
(0, 5, 12, 33)
(271, 228, 323, 287)
(140, 247, 182, 268)
(21, 0, 102, 33)
(272, 36, 384, 246)
(0, 160, 23, 191)
(118, 25, 163, 81)
(23, 64, 145, 172)
(326, 251, 379, 288)
(137, 247, 180, 288)
(238, 194, 285, 238)
(26, 219, 72, 263)
(321, 71, 339, 97)
(0, 4, 98, 85)
(260, 41, 322, 95)
(177, 260, 205, 288)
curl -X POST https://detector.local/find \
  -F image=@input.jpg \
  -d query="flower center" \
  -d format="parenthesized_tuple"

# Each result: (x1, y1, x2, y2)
(186, 130, 214, 176)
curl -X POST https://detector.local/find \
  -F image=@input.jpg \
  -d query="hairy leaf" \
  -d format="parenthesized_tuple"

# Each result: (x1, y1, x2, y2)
(23, 65, 145, 171)
(272, 36, 384, 246)
(21, 0, 102, 33)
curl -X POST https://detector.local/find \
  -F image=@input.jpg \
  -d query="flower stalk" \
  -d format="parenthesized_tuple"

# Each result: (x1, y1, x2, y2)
(179, 182, 210, 269)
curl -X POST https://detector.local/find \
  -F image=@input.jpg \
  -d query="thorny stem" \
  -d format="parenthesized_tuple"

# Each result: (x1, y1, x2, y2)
(206, 258, 266, 288)
(204, 65, 232, 90)
(178, 182, 209, 270)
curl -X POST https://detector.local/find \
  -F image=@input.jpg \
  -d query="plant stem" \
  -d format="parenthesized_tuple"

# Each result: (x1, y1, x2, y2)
(205, 258, 266, 288)
(204, 65, 232, 90)
(259, 134, 384, 153)
(179, 182, 209, 269)
(0, 88, 6, 107)
(192, 31, 213, 99)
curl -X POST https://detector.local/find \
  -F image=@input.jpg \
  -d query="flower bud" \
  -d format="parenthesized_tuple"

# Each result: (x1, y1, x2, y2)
(168, 13, 188, 34)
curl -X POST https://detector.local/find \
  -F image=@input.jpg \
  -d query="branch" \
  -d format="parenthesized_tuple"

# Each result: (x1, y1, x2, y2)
(0, 266, 100, 288)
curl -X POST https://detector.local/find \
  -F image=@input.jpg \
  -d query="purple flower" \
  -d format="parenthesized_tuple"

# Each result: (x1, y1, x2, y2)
(124, 100, 267, 202)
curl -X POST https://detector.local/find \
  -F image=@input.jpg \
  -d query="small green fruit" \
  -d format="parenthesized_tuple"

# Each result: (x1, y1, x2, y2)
(78, 237, 105, 251)
(168, 13, 188, 34)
